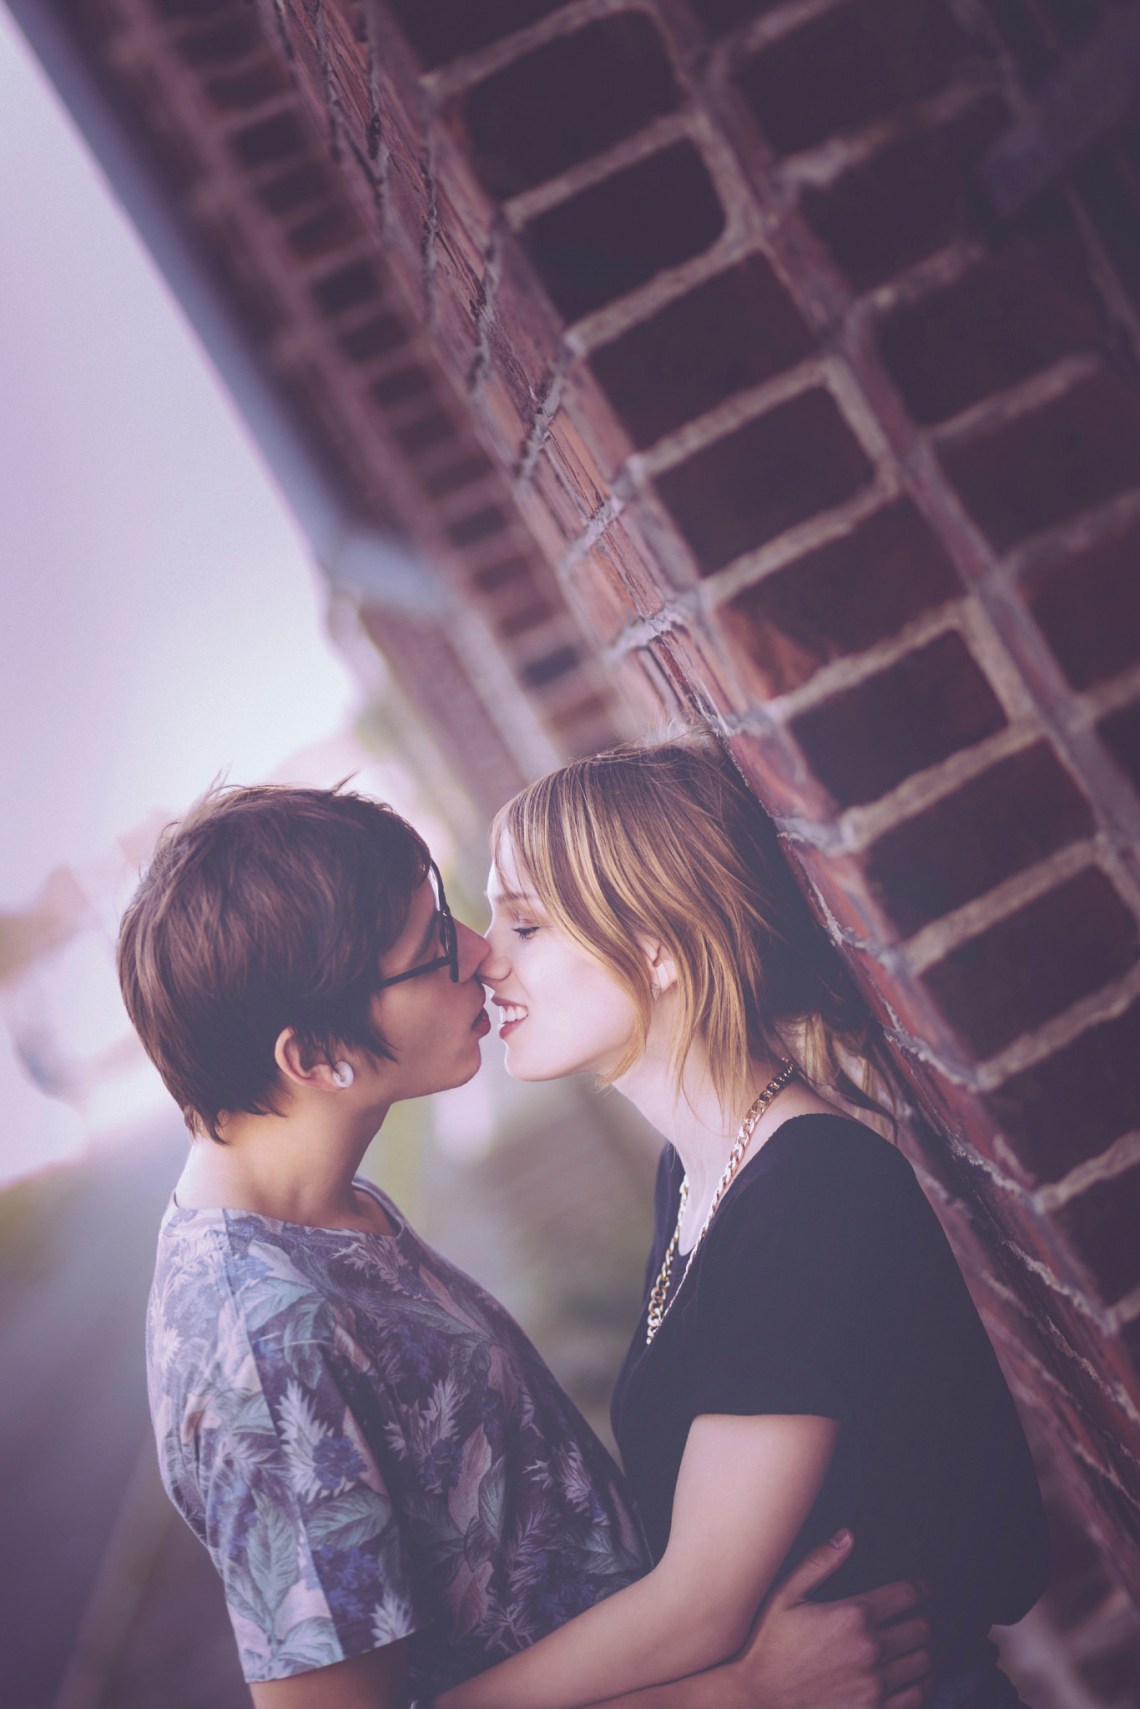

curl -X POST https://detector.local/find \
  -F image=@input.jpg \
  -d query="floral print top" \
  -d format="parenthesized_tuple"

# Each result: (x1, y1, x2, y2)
(146, 1182, 648, 1696)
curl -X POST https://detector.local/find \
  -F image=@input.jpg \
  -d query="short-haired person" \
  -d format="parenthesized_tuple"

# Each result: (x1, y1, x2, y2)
(443, 739, 1048, 1709)
(122, 783, 934, 1709)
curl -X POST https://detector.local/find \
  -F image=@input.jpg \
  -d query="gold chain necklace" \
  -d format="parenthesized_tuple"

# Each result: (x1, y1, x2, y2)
(645, 1059, 797, 1346)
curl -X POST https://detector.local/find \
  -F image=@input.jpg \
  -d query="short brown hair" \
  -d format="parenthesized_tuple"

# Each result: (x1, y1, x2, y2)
(117, 783, 429, 1140)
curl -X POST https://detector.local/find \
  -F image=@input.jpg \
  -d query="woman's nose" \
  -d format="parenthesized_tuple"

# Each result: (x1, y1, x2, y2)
(477, 922, 512, 984)
(458, 919, 507, 982)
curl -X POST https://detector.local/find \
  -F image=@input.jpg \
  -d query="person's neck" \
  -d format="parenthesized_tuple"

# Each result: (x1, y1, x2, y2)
(614, 1036, 789, 1240)
(176, 1100, 391, 1232)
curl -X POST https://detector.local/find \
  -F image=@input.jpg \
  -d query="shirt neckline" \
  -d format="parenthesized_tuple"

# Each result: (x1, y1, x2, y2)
(169, 1175, 406, 1242)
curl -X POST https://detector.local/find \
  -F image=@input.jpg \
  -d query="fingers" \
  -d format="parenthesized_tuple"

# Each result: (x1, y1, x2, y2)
(883, 1643, 934, 1708)
(876, 1613, 931, 1662)
(770, 1529, 855, 1605)
(858, 1577, 927, 1626)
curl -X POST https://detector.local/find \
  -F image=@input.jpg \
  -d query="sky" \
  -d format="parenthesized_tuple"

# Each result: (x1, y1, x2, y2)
(0, 12, 373, 1180)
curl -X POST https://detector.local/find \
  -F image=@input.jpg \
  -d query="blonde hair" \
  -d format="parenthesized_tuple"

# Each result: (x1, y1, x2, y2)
(492, 735, 892, 1126)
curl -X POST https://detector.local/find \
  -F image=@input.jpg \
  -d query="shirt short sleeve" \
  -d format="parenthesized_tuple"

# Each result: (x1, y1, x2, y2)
(686, 1122, 923, 1427)
(155, 1234, 423, 1682)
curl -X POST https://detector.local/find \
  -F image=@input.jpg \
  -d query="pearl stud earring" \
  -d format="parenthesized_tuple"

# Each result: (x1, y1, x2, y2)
(332, 1061, 354, 1088)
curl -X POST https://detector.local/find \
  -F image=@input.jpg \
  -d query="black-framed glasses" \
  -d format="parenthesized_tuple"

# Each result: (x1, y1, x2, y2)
(376, 860, 459, 989)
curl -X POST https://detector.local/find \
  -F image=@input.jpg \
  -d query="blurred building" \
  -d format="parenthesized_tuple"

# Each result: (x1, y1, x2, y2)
(9, 1, 1140, 1704)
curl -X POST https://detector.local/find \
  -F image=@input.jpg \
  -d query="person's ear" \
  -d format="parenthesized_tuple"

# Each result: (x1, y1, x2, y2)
(640, 940, 678, 1001)
(274, 1027, 347, 1092)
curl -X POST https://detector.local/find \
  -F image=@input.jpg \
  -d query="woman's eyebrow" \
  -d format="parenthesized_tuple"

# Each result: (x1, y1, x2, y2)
(488, 887, 539, 906)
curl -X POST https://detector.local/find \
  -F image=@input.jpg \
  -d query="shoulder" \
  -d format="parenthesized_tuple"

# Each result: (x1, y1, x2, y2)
(709, 1115, 927, 1272)
(752, 1114, 915, 1204)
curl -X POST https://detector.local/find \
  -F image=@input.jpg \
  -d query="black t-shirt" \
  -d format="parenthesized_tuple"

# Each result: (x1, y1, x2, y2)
(611, 1115, 1049, 1671)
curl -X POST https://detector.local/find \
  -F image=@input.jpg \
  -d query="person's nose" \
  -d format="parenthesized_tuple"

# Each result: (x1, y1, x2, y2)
(453, 919, 489, 982)
(477, 919, 512, 987)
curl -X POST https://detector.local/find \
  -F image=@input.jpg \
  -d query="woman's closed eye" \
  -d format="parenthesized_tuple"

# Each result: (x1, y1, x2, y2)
(512, 924, 539, 940)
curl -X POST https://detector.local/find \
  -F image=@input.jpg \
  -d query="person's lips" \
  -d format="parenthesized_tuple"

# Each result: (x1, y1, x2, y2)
(496, 1003, 527, 1038)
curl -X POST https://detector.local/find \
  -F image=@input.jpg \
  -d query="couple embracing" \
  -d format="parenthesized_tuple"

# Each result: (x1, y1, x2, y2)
(120, 735, 1048, 1709)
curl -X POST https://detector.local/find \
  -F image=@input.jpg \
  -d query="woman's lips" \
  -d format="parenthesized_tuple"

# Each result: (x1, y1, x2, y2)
(497, 1006, 526, 1039)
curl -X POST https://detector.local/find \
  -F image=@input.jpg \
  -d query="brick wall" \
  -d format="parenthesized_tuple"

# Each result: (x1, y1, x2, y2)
(44, 0, 1140, 1696)
(274, 0, 1140, 1688)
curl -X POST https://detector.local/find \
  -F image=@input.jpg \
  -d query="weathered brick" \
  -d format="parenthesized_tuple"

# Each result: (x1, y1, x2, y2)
(257, 161, 334, 216)
(470, 555, 530, 594)
(983, 997, 1140, 1184)
(1054, 1164, 1140, 1307)
(941, 371, 1140, 552)
(519, 643, 581, 689)
(863, 741, 1094, 936)
(654, 389, 873, 575)
(801, 98, 1008, 291)
(312, 259, 382, 318)
(589, 255, 814, 449)
(446, 505, 509, 548)
(1074, 136, 1140, 326)
(788, 632, 1007, 808)
(1099, 699, 1140, 794)
(920, 868, 1139, 1057)
(231, 110, 309, 169)
(519, 142, 726, 322)
(690, 0, 781, 34)
(717, 500, 961, 695)
(388, 0, 565, 69)
(179, 14, 261, 65)
(1024, 519, 1140, 690)
(736, 0, 977, 156)
(453, 14, 680, 199)
(369, 364, 433, 407)
(422, 454, 494, 500)
(878, 232, 1102, 425)
(205, 59, 293, 113)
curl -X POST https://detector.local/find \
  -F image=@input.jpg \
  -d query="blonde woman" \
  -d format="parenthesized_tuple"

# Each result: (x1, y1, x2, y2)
(439, 737, 1048, 1709)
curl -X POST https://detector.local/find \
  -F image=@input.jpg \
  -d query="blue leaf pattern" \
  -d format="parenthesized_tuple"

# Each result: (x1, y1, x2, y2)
(147, 1183, 648, 1696)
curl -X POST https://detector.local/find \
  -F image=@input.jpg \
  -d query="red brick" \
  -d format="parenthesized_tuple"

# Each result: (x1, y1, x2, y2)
(801, 98, 1008, 292)
(690, 0, 783, 34)
(589, 255, 813, 450)
(285, 203, 359, 261)
(519, 643, 581, 689)
(446, 505, 510, 548)
(391, 411, 456, 454)
(983, 997, 1140, 1184)
(205, 59, 293, 113)
(470, 554, 530, 594)
(369, 364, 434, 407)
(1023, 518, 1140, 690)
(1074, 136, 1140, 327)
(257, 160, 336, 216)
(452, 14, 679, 200)
(726, 727, 839, 825)
(862, 741, 1094, 936)
(920, 868, 1139, 1057)
(389, 0, 564, 69)
(654, 389, 873, 576)
(941, 371, 1140, 553)
(519, 142, 726, 323)
(231, 109, 310, 169)
(878, 232, 1102, 425)
(311, 259, 383, 318)
(179, 14, 261, 64)
(788, 632, 1007, 808)
(1100, 699, 1140, 795)
(717, 500, 961, 695)
(735, 0, 977, 157)
(422, 453, 495, 500)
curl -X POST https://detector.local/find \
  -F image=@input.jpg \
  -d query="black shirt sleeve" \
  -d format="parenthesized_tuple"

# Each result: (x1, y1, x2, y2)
(687, 1121, 925, 1427)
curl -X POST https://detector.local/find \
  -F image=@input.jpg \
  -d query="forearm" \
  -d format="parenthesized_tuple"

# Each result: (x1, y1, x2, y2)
(575, 1657, 747, 1709)
(437, 1568, 737, 1709)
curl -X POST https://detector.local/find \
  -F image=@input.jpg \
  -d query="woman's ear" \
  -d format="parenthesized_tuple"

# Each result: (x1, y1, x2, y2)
(274, 1027, 344, 1091)
(640, 940, 678, 1000)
